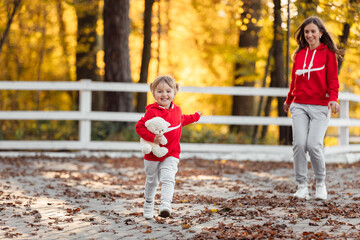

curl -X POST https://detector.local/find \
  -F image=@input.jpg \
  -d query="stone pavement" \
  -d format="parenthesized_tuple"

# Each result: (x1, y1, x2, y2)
(0, 153, 360, 239)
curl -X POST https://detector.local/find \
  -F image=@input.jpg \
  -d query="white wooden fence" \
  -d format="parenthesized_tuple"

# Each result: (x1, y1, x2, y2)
(1, 79, 360, 161)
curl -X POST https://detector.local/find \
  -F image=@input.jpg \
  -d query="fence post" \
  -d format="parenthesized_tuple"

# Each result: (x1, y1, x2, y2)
(339, 99, 349, 146)
(79, 79, 92, 150)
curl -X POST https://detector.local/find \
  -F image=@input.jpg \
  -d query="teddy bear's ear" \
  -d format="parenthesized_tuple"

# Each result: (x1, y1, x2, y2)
(145, 120, 151, 127)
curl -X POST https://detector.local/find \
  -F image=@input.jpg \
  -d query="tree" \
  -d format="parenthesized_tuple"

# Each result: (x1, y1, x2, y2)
(297, 0, 318, 17)
(55, 0, 72, 82)
(74, 0, 99, 110)
(261, 0, 288, 144)
(273, 0, 288, 144)
(337, 0, 357, 72)
(252, 45, 273, 144)
(0, 0, 22, 56)
(103, 0, 133, 113)
(74, 0, 98, 82)
(136, 0, 155, 113)
(231, 0, 261, 134)
(56, 0, 77, 110)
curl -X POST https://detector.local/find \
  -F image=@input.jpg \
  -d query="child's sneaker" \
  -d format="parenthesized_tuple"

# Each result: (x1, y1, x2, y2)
(315, 182, 327, 200)
(158, 202, 171, 218)
(293, 183, 310, 200)
(143, 201, 154, 220)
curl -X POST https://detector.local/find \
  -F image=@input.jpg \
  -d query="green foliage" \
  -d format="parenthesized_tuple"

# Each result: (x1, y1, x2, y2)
(181, 124, 282, 145)
(0, 120, 78, 140)
(91, 122, 139, 141)
(181, 124, 248, 144)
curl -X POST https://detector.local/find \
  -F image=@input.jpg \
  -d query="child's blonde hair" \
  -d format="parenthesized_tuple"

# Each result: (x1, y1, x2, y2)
(149, 75, 180, 96)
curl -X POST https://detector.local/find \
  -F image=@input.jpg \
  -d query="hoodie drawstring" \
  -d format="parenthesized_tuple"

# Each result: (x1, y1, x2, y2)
(302, 48, 309, 73)
(307, 50, 316, 79)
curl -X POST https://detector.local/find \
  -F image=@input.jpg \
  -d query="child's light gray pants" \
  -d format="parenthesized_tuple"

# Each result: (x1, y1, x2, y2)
(144, 156, 179, 203)
(290, 103, 330, 184)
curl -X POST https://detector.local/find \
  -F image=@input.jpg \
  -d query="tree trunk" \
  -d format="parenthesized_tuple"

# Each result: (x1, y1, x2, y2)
(103, 0, 133, 113)
(338, 22, 350, 72)
(156, 0, 161, 75)
(252, 45, 273, 144)
(261, 71, 275, 139)
(261, 0, 290, 144)
(56, 0, 71, 81)
(74, 0, 99, 109)
(74, 0, 98, 82)
(0, 0, 22, 56)
(273, 0, 288, 144)
(136, 0, 155, 113)
(231, 0, 261, 135)
(56, 0, 77, 110)
(36, 4, 47, 139)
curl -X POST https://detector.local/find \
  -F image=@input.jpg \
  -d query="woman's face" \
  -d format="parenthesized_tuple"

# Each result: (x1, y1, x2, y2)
(304, 23, 323, 50)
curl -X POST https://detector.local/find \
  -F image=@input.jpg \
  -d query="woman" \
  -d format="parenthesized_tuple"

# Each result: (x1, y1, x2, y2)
(283, 16, 340, 200)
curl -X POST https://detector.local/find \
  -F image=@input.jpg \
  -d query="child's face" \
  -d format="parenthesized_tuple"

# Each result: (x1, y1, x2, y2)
(153, 81, 176, 109)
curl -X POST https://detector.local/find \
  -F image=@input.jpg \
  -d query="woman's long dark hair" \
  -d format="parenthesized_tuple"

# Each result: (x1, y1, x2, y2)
(293, 16, 340, 59)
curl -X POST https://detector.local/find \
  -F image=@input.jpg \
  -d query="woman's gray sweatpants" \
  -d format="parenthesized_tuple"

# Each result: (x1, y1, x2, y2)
(144, 156, 179, 204)
(290, 103, 330, 184)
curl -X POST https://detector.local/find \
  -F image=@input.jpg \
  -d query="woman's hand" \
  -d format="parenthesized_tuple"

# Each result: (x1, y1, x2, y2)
(328, 101, 340, 114)
(196, 111, 202, 116)
(283, 102, 290, 113)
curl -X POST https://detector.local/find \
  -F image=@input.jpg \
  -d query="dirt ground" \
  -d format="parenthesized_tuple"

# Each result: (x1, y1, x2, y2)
(0, 155, 360, 239)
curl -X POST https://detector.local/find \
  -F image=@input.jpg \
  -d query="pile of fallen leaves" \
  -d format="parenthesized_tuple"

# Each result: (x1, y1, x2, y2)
(0, 155, 360, 239)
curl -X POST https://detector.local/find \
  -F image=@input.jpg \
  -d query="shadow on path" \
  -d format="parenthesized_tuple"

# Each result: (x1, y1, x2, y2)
(0, 156, 360, 239)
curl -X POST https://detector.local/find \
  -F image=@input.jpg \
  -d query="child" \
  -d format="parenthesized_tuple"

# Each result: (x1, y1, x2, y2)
(135, 75, 202, 219)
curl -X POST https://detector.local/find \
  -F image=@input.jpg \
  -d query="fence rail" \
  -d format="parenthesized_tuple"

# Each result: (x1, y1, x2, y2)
(1, 80, 360, 160)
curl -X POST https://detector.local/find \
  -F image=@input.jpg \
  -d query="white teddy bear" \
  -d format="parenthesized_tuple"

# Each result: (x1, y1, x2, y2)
(140, 117, 171, 158)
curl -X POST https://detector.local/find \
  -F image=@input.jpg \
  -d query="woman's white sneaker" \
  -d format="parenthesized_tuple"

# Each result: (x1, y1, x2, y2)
(143, 201, 154, 220)
(294, 183, 310, 200)
(315, 183, 327, 200)
(159, 202, 171, 218)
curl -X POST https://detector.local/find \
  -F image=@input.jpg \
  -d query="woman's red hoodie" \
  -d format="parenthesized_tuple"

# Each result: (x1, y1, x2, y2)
(286, 43, 339, 106)
(136, 102, 201, 162)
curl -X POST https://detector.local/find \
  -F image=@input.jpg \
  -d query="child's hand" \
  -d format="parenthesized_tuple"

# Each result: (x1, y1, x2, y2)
(153, 134, 163, 144)
(196, 111, 202, 116)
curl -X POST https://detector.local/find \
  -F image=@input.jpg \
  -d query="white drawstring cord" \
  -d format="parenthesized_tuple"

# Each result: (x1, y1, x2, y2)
(302, 48, 309, 76)
(307, 50, 317, 79)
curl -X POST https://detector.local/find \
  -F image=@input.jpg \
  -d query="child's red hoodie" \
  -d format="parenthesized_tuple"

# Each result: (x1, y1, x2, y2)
(136, 102, 201, 162)
(286, 43, 339, 106)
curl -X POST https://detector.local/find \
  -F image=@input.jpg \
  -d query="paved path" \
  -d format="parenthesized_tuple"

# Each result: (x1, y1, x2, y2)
(0, 155, 360, 239)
